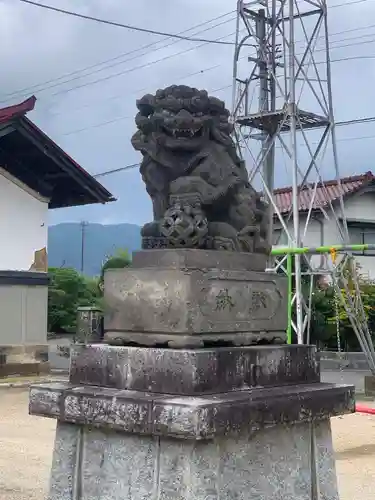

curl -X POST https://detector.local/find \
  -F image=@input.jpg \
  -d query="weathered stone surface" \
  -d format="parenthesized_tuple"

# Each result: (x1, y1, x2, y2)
(47, 419, 340, 499)
(48, 423, 79, 500)
(69, 344, 320, 394)
(76, 306, 103, 344)
(132, 248, 268, 272)
(103, 262, 288, 347)
(0, 344, 50, 377)
(29, 381, 355, 440)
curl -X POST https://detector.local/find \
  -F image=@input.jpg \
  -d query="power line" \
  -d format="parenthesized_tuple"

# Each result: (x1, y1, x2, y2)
(5, 0, 373, 104)
(17, 0, 372, 26)
(12, 0, 375, 141)
(60, 87, 232, 137)
(93, 127, 375, 181)
(1, 26, 239, 104)
(26, 24, 375, 106)
(93, 163, 140, 179)
(45, 31, 239, 99)
(18, 0, 242, 46)
(95, 129, 375, 179)
(48, 29, 375, 120)
(53, 64, 224, 121)
(1, 11, 236, 103)
(90, 114, 375, 180)
(336, 116, 375, 127)
(60, 83, 233, 137)
(26, 27, 375, 104)
(59, 64, 231, 137)
(56, 50, 375, 138)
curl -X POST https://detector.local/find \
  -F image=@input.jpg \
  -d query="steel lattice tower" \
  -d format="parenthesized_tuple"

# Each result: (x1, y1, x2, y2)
(231, 0, 353, 344)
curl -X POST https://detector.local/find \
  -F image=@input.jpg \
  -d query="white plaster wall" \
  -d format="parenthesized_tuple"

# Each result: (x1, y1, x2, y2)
(273, 216, 326, 270)
(272, 191, 375, 279)
(321, 192, 375, 279)
(343, 191, 375, 222)
(344, 191, 375, 279)
(273, 215, 323, 247)
(0, 171, 48, 270)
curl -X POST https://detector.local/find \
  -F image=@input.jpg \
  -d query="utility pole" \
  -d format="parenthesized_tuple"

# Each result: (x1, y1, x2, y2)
(80, 221, 88, 274)
(231, 0, 345, 344)
(255, 7, 276, 249)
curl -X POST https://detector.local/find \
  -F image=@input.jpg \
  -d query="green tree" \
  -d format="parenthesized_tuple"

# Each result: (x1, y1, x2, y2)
(309, 286, 337, 347)
(98, 248, 132, 292)
(277, 254, 327, 344)
(308, 258, 375, 351)
(48, 267, 100, 334)
(325, 281, 375, 351)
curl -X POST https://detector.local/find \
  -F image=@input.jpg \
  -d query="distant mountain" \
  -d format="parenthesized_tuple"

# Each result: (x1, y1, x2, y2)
(48, 222, 142, 276)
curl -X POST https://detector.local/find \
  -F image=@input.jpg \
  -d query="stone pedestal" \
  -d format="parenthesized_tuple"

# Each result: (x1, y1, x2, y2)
(29, 343, 355, 500)
(104, 249, 288, 347)
(29, 250, 354, 499)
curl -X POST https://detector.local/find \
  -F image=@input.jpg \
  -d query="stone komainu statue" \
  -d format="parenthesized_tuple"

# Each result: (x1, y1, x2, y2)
(131, 85, 270, 254)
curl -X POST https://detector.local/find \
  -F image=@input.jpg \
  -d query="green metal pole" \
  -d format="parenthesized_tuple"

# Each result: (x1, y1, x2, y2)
(286, 253, 293, 345)
(271, 243, 373, 256)
(270, 243, 375, 344)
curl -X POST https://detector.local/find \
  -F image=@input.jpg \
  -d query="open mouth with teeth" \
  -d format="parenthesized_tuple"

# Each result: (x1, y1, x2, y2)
(162, 126, 203, 139)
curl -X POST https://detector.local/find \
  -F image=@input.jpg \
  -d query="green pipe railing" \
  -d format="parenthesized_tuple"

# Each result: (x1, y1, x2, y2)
(270, 243, 375, 344)
(271, 243, 375, 256)
(286, 253, 293, 345)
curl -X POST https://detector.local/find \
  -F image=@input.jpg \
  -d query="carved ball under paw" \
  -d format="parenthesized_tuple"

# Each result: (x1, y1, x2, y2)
(160, 204, 208, 248)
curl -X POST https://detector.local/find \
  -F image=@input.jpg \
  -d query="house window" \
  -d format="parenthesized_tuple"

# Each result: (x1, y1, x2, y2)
(273, 228, 288, 246)
(348, 224, 375, 256)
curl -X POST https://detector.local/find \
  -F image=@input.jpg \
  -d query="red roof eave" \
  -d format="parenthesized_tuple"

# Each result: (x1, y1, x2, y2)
(0, 96, 36, 125)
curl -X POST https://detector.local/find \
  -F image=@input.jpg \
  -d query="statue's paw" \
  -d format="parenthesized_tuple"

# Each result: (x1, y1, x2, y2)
(238, 225, 259, 237)
(141, 221, 161, 237)
(206, 236, 238, 251)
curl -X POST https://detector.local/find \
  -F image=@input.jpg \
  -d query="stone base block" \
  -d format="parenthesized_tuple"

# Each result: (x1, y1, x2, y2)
(104, 249, 288, 347)
(29, 380, 354, 440)
(47, 418, 340, 500)
(68, 343, 320, 394)
(30, 343, 354, 499)
(0, 344, 49, 377)
(364, 374, 375, 397)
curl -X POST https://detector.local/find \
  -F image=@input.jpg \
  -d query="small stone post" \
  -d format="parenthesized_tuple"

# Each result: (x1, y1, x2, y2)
(76, 306, 103, 344)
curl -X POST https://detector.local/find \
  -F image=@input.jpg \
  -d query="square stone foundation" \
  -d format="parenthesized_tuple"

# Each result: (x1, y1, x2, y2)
(48, 419, 338, 500)
(29, 344, 355, 500)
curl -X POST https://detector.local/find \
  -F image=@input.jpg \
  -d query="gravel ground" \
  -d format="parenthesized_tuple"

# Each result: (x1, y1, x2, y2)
(0, 389, 374, 500)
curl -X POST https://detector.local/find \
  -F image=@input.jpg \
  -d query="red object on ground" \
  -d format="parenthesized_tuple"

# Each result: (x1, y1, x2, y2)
(355, 404, 375, 415)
